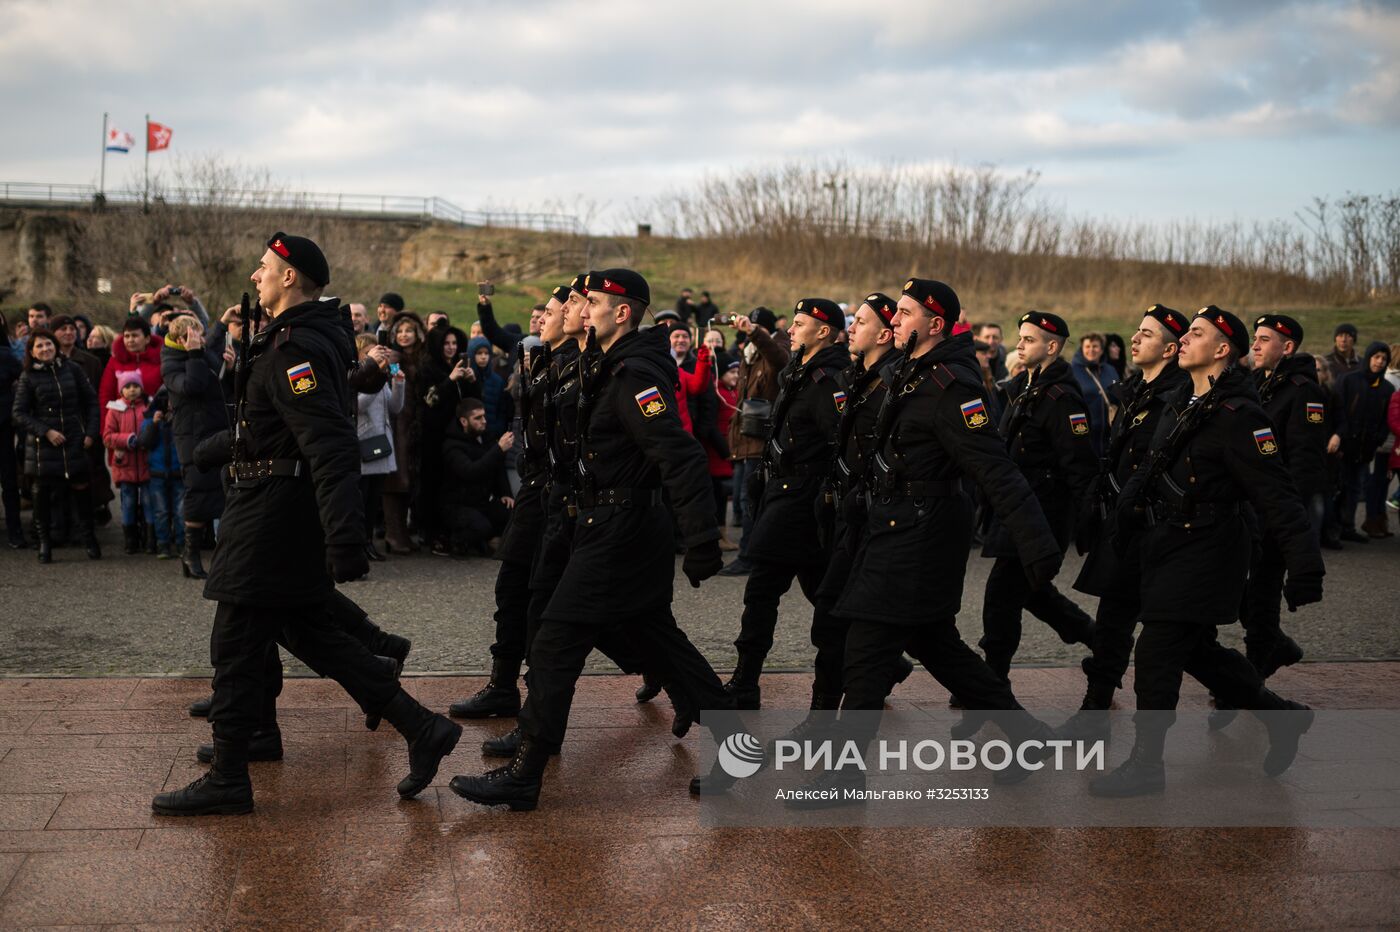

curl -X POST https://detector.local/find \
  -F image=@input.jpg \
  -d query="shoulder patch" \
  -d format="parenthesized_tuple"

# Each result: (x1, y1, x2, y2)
(1305, 401, 1324, 424)
(960, 397, 990, 429)
(286, 361, 316, 394)
(833, 390, 847, 413)
(1253, 426, 1278, 455)
(634, 385, 667, 418)
(1069, 412, 1089, 435)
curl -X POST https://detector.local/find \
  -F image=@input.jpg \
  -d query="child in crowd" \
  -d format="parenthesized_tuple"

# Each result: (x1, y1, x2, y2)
(102, 370, 153, 554)
(140, 386, 185, 558)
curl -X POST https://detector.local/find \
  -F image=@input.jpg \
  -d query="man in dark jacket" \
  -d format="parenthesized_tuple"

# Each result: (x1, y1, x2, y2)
(152, 233, 460, 817)
(1061, 305, 1191, 740)
(448, 269, 737, 811)
(725, 298, 850, 708)
(1333, 341, 1395, 540)
(720, 307, 791, 575)
(1093, 307, 1323, 798)
(442, 397, 514, 555)
(1322, 322, 1360, 385)
(978, 312, 1097, 686)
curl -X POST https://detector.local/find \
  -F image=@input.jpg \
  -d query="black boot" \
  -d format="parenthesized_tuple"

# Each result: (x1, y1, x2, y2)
(158, 539, 177, 560)
(890, 655, 915, 690)
(182, 531, 207, 579)
(722, 655, 763, 710)
(143, 524, 157, 555)
(74, 498, 100, 559)
(122, 525, 139, 554)
(1257, 635, 1304, 680)
(664, 685, 698, 739)
(188, 693, 213, 718)
(1056, 680, 1114, 742)
(635, 671, 665, 703)
(151, 739, 254, 816)
(483, 725, 561, 758)
(1254, 691, 1314, 777)
(449, 735, 550, 811)
(197, 727, 283, 764)
(380, 688, 462, 798)
(774, 688, 841, 749)
(365, 650, 410, 731)
(364, 541, 386, 562)
(6, 523, 26, 549)
(449, 657, 522, 718)
(1089, 717, 1168, 798)
(36, 526, 52, 564)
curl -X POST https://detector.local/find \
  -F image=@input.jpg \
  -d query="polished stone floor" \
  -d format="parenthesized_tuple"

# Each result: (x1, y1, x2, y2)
(0, 666, 1396, 929)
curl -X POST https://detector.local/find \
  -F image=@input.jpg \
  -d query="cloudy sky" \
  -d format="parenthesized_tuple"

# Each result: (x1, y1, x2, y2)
(1, 0, 1396, 232)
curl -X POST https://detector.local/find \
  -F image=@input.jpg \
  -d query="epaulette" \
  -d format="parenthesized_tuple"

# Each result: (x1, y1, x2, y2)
(1045, 383, 1067, 400)
(1289, 374, 1309, 386)
(1221, 400, 1240, 412)
(273, 327, 294, 349)
(609, 360, 627, 375)
(928, 363, 955, 388)
(810, 364, 842, 383)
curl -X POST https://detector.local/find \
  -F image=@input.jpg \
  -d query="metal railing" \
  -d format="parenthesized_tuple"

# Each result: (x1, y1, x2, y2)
(0, 182, 586, 235)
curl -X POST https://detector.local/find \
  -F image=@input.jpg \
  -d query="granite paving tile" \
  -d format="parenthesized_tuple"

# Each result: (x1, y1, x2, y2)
(0, 747, 176, 793)
(0, 793, 62, 831)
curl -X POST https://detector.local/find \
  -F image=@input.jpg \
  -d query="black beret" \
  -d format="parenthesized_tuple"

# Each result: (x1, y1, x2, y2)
(1195, 305, 1249, 357)
(550, 285, 571, 305)
(378, 292, 404, 312)
(568, 273, 588, 296)
(1143, 304, 1189, 342)
(1254, 313, 1304, 347)
(749, 306, 778, 331)
(267, 232, 329, 288)
(793, 297, 845, 331)
(901, 278, 960, 322)
(862, 292, 897, 329)
(653, 309, 682, 324)
(586, 268, 649, 308)
(1019, 310, 1070, 341)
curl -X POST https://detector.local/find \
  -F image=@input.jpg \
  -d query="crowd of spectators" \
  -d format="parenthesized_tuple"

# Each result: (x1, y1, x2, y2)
(3, 284, 1398, 577)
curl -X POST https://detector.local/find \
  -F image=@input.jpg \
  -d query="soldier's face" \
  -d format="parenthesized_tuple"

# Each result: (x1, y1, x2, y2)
(586, 292, 622, 343)
(1131, 317, 1173, 366)
(540, 299, 566, 344)
(1016, 324, 1055, 369)
(563, 291, 589, 336)
(251, 250, 290, 308)
(788, 313, 828, 349)
(1251, 328, 1289, 371)
(892, 296, 931, 350)
(1178, 320, 1225, 370)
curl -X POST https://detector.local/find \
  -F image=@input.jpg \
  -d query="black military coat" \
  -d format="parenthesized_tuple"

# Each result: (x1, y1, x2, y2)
(1117, 365, 1325, 625)
(529, 341, 581, 592)
(496, 346, 554, 566)
(836, 333, 1060, 626)
(1254, 353, 1329, 499)
(983, 356, 1098, 557)
(544, 328, 718, 623)
(204, 300, 363, 607)
(746, 342, 849, 565)
(1074, 361, 1189, 599)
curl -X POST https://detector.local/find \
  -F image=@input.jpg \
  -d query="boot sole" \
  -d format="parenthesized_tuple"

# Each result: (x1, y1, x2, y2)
(151, 799, 254, 817)
(447, 781, 538, 811)
(398, 723, 462, 799)
(449, 707, 521, 719)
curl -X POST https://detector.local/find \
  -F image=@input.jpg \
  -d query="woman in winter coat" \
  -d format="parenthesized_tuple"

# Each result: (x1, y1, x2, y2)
(98, 315, 164, 409)
(11, 328, 100, 562)
(354, 334, 406, 562)
(379, 313, 426, 552)
(418, 324, 478, 553)
(0, 312, 25, 548)
(161, 313, 229, 578)
(102, 369, 153, 554)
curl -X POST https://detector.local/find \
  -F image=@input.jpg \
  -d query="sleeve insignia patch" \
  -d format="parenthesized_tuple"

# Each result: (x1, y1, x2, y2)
(1305, 401, 1324, 424)
(1253, 426, 1278, 455)
(1069, 412, 1090, 435)
(635, 385, 667, 417)
(833, 390, 847, 413)
(960, 398, 989, 429)
(286, 361, 316, 394)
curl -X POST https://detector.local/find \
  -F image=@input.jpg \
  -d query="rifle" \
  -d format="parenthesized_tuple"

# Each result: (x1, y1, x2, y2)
(760, 342, 808, 478)
(1122, 371, 1227, 526)
(828, 350, 868, 492)
(516, 344, 531, 461)
(232, 292, 253, 465)
(574, 327, 603, 498)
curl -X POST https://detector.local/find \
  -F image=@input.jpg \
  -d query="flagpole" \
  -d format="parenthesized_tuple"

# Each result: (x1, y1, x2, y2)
(99, 112, 108, 198)
(143, 112, 150, 210)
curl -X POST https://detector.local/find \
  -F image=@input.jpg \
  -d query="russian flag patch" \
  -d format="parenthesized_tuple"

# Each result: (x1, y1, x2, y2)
(286, 361, 316, 394)
(960, 398, 989, 429)
(635, 385, 667, 418)
(833, 390, 847, 413)
(1069, 412, 1089, 435)
(1253, 426, 1278, 455)
(1305, 401, 1324, 424)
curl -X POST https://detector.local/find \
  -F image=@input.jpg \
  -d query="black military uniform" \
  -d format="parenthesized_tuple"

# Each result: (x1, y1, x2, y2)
(449, 269, 737, 811)
(979, 313, 1098, 682)
(1065, 305, 1191, 734)
(1242, 315, 1328, 676)
(1093, 307, 1323, 797)
(451, 285, 574, 721)
(727, 298, 850, 708)
(151, 234, 459, 816)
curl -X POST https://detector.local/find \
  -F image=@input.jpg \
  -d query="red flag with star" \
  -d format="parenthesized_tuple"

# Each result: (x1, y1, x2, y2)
(147, 121, 172, 152)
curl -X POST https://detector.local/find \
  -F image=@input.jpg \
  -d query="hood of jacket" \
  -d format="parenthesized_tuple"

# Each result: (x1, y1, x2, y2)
(1275, 352, 1320, 383)
(804, 342, 853, 374)
(111, 339, 162, 368)
(912, 331, 983, 387)
(261, 299, 356, 371)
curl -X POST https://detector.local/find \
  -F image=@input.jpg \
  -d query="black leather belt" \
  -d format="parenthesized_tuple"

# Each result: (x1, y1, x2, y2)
(770, 463, 818, 479)
(228, 458, 306, 488)
(880, 479, 961, 498)
(1148, 500, 1240, 529)
(576, 487, 663, 510)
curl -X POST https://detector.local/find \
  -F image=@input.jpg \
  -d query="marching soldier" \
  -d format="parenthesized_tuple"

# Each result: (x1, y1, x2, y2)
(791, 280, 1064, 802)
(724, 298, 851, 709)
(448, 269, 736, 811)
(978, 312, 1097, 685)
(1092, 306, 1324, 797)
(449, 285, 574, 720)
(151, 234, 461, 816)
(1059, 305, 1190, 740)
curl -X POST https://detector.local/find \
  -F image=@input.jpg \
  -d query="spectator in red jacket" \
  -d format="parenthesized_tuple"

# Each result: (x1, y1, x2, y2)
(101, 370, 153, 554)
(99, 316, 163, 410)
(712, 360, 740, 550)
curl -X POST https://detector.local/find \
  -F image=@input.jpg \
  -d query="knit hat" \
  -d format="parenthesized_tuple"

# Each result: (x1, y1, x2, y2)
(117, 369, 144, 390)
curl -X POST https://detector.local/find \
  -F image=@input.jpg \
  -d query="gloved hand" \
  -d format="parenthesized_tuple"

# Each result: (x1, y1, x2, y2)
(329, 544, 369, 583)
(1023, 551, 1063, 590)
(1283, 571, 1324, 612)
(193, 429, 234, 472)
(682, 539, 723, 588)
(126, 434, 138, 450)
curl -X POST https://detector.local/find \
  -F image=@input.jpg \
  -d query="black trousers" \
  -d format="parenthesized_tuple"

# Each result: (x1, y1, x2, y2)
(979, 555, 1094, 679)
(809, 597, 853, 699)
(209, 600, 400, 744)
(843, 617, 1021, 713)
(490, 559, 532, 664)
(1080, 594, 1139, 693)
(0, 424, 21, 536)
(519, 611, 735, 752)
(359, 474, 385, 544)
(1132, 621, 1265, 716)
(734, 559, 828, 663)
(448, 501, 510, 553)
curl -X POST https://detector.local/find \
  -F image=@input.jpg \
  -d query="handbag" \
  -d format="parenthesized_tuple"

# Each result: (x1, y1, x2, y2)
(738, 397, 773, 439)
(359, 433, 392, 462)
